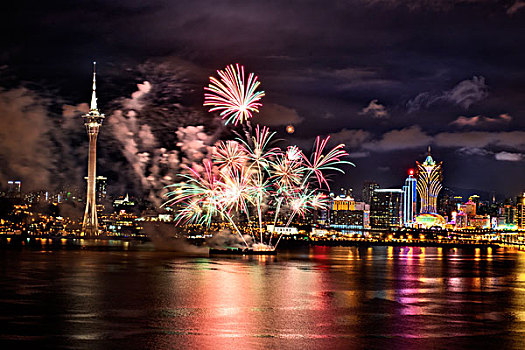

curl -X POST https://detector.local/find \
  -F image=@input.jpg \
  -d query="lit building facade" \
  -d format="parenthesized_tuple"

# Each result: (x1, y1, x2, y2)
(517, 193, 525, 229)
(470, 215, 490, 229)
(329, 196, 370, 230)
(402, 169, 417, 226)
(464, 199, 476, 217)
(82, 62, 105, 237)
(456, 211, 468, 228)
(362, 181, 379, 204)
(83, 176, 108, 203)
(113, 194, 135, 213)
(96, 176, 107, 201)
(7, 181, 21, 198)
(370, 189, 403, 228)
(416, 147, 442, 214)
(500, 203, 517, 226)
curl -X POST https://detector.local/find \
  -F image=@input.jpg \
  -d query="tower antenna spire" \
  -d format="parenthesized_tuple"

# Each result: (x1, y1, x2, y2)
(90, 61, 98, 111)
(428, 145, 431, 156)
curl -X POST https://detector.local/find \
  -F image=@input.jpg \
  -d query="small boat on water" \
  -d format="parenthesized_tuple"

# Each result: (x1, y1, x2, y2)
(209, 247, 277, 255)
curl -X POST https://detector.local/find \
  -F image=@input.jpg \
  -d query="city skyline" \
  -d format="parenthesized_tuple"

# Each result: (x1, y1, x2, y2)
(1, 144, 522, 204)
(2, 3, 525, 349)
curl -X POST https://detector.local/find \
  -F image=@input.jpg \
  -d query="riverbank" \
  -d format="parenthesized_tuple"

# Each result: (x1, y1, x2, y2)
(0, 234, 506, 251)
(0, 235, 151, 251)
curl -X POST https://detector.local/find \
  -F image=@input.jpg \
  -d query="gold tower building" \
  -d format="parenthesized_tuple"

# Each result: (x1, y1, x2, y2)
(416, 147, 443, 214)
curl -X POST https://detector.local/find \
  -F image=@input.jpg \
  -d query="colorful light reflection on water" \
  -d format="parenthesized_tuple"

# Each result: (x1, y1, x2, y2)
(1, 246, 525, 349)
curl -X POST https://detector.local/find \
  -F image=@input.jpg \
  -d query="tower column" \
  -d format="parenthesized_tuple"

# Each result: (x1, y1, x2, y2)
(82, 62, 105, 237)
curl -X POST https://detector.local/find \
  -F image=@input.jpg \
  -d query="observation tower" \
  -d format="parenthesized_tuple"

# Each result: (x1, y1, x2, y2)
(82, 62, 105, 236)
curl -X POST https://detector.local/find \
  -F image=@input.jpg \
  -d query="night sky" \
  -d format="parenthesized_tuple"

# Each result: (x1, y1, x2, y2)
(1, 0, 524, 202)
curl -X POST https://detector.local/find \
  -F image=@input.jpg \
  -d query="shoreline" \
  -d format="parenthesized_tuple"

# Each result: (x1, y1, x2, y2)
(0, 234, 508, 251)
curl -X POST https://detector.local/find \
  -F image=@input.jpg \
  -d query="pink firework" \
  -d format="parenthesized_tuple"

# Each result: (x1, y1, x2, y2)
(272, 154, 303, 190)
(219, 166, 256, 216)
(213, 140, 249, 171)
(302, 136, 353, 189)
(204, 64, 265, 125)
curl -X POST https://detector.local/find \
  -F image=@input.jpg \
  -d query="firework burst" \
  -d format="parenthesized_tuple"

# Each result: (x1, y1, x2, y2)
(213, 140, 249, 171)
(272, 153, 303, 191)
(238, 124, 279, 171)
(301, 136, 353, 190)
(163, 159, 222, 226)
(164, 130, 351, 249)
(204, 64, 265, 126)
(165, 64, 352, 250)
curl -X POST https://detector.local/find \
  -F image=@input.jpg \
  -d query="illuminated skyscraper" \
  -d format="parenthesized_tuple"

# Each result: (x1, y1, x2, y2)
(517, 193, 525, 229)
(370, 189, 403, 228)
(329, 196, 370, 230)
(96, 176, 107, 201)
(7, 180, 21, 198)
(82, 62, 105, 236)
(362, 181, 379, 204)
(402, 169, 417, 226)
(416, 147, 442, 214)
(85, 175, 107, 202)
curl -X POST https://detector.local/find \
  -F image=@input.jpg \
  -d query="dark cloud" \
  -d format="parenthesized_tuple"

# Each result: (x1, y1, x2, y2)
(450, 113, 512, 127)
(359, 99, 389, 119)
(330, 129, 372, 148)
(507, 1, 525, 15)
(0, 0, 524, 197)
(434, 130, 525, 149)
(456, 147, 491, 157)
(356, 126, 525, 152)
(407, 76, 488, 112)
(252, 103, 304, 127)
(348, 151, 371, 158)
(495, 151, 523, 161)
(364, 0, 498, 12)
(363, 126, 432, 151)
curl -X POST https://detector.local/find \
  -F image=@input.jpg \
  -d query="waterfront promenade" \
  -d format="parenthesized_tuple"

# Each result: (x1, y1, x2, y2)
(0, 232, 520, 250)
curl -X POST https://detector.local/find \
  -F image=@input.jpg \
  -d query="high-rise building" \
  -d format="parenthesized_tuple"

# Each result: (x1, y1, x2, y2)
(517, 193, 525, 229)
(96, 176, 107, 201)
(83, 175, 108, 202)
(362, 181, 379, 204)
(416, 146, 442, 214)
(500, 203, 517, 226)
(82, 62, 105, 237)
(469, 194, 480, 205)
(464, 199, 476, 217)
(7, 181, 21, 198)
(329, 196, 370, 230)
(370, 189, 403, 228)
(339, 187, 353, 198)
(456, 212, 468, 228)
(437, 187, 455, 218)
(402, 169, 417, 227)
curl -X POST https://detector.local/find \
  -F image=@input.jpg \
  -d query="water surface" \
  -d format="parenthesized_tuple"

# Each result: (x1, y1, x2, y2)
(1, 246, 525, 349)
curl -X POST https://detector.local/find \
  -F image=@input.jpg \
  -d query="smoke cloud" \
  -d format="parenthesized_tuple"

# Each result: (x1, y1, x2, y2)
(0, 59, 223, 209)
(0, 88, 53, 190)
